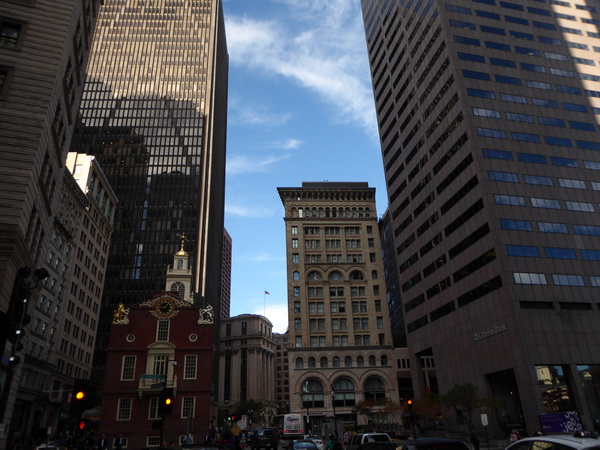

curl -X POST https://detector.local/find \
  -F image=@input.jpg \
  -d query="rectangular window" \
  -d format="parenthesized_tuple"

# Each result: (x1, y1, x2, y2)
(507, 245, 540, 257)
(552, 274, 584, 286)
(121, 356, 136, 381)
(0, 21, 22, 48)
(157, 321, 170, 341)
(149, 397, 160, 420)
(545, 248, 576, 259)
(538, 222, 568, 234)
(514, 273, 547, 285)
(117, 398, 132, 420)
(184, 355, 197, 379)
(182, 396, 195, 418)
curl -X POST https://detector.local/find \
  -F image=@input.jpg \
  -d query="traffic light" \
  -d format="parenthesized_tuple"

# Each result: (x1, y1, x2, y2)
(159, 387, 174, 416)
(71, 380, 96, 411)
(407, 399, 413, 412)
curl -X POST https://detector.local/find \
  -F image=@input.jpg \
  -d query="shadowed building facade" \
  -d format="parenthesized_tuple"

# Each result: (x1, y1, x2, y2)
(70, 0, 229, 383)
(361, 0, 600, 435)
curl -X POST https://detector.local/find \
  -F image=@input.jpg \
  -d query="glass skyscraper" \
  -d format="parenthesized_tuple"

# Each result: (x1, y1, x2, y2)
(71, 0, 228, 376)
(362, 0, 600, 435)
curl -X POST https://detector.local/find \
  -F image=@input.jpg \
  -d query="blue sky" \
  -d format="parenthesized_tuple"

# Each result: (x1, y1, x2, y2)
(222, 0, 388, 333)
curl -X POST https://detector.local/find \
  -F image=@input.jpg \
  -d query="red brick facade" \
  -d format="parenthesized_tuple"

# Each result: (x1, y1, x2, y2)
(98, 292, 214, 448)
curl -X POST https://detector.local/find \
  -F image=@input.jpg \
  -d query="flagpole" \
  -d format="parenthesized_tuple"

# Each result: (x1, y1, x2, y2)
(264, 291, 266, 316)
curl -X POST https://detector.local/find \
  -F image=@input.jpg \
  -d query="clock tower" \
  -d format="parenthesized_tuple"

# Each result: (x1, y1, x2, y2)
(166, 233, 194, 304)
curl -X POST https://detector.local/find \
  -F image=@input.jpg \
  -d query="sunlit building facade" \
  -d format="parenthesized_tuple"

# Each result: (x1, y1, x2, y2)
(70, 0, 228, 381)
(278, 182, 397, 436)
(361, 0, 600, 435)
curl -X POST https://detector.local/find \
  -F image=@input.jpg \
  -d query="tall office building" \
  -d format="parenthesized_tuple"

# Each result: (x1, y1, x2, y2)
(0, 0, 101, 444)
(70, 0, 228, 378)
(361, 0, 600, 434)
(277, 182, 397, 435)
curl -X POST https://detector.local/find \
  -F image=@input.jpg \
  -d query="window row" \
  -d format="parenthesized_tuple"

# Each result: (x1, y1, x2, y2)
(483, 149, 600, 174)
(294, 269, 378, 281)
(513, 272, 600, 287)
(294, 300, 383, 314)
(290, 226, 371, 235)
(295, 253, 377, 264)
(468, 86, 600, 116)
(507, 245, 600, 260)
(500, 219, 600, 236)
(295, 355, 388, 369)
(301, 376, 387, 408)
(291, 207, 372, 218)
(295, 286, 375, 298)
(116, 395, 195, 421)
(293, 316, 385, 331)
(471, 106, 596, 131)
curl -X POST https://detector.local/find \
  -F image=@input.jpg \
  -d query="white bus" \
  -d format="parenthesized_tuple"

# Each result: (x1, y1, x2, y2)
(282, 413, 303, 439)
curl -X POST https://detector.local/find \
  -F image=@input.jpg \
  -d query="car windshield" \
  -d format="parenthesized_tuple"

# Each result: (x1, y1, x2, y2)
(371, 436, 390, 442)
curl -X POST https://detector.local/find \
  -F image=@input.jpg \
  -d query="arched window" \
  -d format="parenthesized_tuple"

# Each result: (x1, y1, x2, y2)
(308, 357, 316, 368)
(296, 357, 304, 369)
(352, 208, 357, 218)
(332, 356, 340, 368)
(345, 356, 352, 367)
(357, 356, 365, 367)
(350, 270, 364, 280)
(371, 270, 378, 280)
(307, 271, 322, 281)
(311, 207, 317, 217)
(358, 207, 364, 218)
(298, 208, 304, 218)
(302, 378, 325, 408)
(320, 357, 328, 368)
(381, 355, 388, 366)
(328, 271, 343, 281)
(369, 355, 376, 367)
(365, 207, 371, 217)
(177, 259, 184, 269)
(319, 208, 325, 218)
(364, 376, 386, 400)
(332, 377, 356, 407)
(325, 208, 331, 217)
(293, 271, 300, 281)
(170, 282, 185, 300)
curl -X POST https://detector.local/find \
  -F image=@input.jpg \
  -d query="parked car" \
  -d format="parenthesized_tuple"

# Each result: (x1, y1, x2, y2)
(283, 439, 319, 450)
(505, 432, 600, 450)
(348, 433, 392, 450)
(251, 427, 281, 450)
(304, 435, 324, 450)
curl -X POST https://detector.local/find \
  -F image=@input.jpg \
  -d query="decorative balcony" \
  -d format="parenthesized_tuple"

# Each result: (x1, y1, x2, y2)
(137, 374, 177, 398)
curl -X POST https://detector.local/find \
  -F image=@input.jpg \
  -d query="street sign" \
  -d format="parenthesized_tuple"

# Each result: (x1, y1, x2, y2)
(481, 413, 488, 427)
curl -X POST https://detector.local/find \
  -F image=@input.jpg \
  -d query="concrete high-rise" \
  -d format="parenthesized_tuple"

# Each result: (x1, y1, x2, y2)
(361, 0, 600, 434)
(0, 0, 101, 444)
(278, 182, 397, 436)
(70, 0, 228, 379)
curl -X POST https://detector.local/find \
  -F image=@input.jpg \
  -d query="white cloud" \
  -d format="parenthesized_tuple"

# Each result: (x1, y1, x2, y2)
(225, 1, 378, 136)
(229, 99, 292, 127)
(254, 302, 289, 334)
(226, 153, 293, 175)
(225, 203, 275, 218)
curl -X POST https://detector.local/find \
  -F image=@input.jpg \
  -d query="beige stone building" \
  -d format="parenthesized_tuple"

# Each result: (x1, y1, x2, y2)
(217, 314, 276, 425)
(277, 182, 397, 436)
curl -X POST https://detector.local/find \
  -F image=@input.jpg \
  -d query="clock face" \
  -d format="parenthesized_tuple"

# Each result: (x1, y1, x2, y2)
(155, 299, 175, 317)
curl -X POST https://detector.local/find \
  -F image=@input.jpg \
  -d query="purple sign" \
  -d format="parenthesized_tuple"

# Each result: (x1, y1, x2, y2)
(538, 411, 583, 433)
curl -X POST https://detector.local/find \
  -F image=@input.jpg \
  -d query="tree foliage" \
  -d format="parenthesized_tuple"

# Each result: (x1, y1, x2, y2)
(230, 399, 275, 426)
(440, 383, 490, 429)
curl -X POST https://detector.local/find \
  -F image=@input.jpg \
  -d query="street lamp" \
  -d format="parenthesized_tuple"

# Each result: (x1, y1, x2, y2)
(331, 391, 338, 439)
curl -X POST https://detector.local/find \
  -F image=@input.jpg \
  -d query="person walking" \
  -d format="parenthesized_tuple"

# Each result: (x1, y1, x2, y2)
(510, 430, 519, 443)
(470, 430, 480, 450)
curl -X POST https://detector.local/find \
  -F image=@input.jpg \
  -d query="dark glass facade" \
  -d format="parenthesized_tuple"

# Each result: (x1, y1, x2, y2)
(71, 0, 228, 377)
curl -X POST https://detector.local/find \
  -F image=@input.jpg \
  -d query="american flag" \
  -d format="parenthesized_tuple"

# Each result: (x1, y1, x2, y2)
(264, 291, 270, 295)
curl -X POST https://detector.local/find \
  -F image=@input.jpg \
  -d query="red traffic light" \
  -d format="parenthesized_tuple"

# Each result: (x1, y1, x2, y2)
(79, 420, 86, 430)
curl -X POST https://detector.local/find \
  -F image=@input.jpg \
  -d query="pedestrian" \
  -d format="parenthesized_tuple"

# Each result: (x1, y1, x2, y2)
(115, 434, 124, 450)
(470, 430, 480, 450)
(510, 430, 519, 443)
(325, 435, 334, 450)
(343, 431, 349, 446)
(97, 434, 108, 450)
